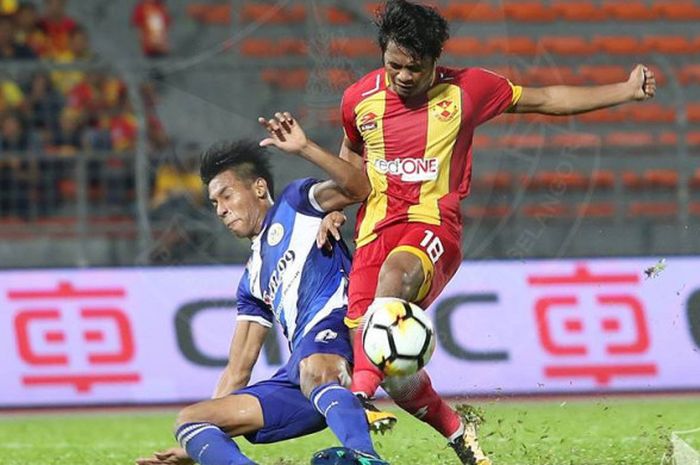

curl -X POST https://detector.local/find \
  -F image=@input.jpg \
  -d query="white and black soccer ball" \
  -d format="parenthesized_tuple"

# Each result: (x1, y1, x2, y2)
(362, 299, 436, 377)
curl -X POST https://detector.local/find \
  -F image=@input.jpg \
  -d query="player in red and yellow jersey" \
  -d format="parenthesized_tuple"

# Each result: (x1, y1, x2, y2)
(266, 1, 656, 463)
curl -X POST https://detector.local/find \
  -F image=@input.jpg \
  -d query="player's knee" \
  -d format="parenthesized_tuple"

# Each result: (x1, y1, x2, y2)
(299, 356, 348, 398)
(378, 255, 424, 301)
(175, 403, 204, 429)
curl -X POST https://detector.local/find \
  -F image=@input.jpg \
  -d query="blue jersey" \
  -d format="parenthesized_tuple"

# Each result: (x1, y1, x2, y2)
(236, 178, 352, 350)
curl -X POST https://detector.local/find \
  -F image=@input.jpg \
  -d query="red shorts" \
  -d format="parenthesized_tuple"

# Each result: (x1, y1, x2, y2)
(345, 222, 462, 328)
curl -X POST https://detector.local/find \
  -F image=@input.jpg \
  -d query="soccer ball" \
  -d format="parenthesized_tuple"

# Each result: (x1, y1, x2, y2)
(362, 299, 436, 377)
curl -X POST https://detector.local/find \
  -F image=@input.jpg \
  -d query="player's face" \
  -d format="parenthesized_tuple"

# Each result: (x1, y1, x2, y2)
(208, 169, 268, 239)
(383, 41, 436, 99)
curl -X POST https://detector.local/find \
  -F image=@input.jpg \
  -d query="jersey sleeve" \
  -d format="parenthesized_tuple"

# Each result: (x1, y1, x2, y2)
(341, 90, 363, 146)
(236, 270, 273, 328)
(462, 68, 523, 126)
(280, 177, 326, 217)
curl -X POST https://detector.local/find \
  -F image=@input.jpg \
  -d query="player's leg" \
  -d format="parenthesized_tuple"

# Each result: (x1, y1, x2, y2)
(300, 353, 379, 458)
(173, 394, 263, 465)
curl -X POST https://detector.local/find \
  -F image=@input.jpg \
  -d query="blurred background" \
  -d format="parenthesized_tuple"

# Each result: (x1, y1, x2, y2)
(0, 0, 698, 268)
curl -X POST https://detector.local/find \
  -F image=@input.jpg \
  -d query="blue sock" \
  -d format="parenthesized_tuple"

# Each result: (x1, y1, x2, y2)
(176, 422, 257, 465)
(310, 383, 377, 457)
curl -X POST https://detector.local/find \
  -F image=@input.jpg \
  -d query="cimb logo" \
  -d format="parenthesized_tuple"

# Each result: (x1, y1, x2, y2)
(373, 158, 439, 182)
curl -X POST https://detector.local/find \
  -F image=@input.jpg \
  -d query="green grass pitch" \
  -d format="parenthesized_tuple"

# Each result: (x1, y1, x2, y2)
(1, 397, 698, 465)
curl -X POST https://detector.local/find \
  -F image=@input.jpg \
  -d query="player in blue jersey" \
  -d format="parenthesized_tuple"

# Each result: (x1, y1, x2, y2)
(136, 135, 388, 465)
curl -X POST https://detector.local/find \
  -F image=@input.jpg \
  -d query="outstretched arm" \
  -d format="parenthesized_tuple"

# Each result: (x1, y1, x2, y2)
(212, 320, 269, 398)
(259, 112, 369, 211)
(511, 64, 656, 115)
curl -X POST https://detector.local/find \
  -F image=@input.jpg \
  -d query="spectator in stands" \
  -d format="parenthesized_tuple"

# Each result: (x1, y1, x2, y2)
(51, 25, 95, 94)
(48, 107, 82, 154)
(14, 2, 45, 56)
(0, 14, 36, 59)
(151, 146, 202, 211)
(0, 112, 30, 217)
(109, 98, 137, 152)
(131, 0, 170, 58)
(0, 112, 28, 151)
(38, 0, 77, 58)
(24, 71, 63, 134)
(0, 78, 25, 112)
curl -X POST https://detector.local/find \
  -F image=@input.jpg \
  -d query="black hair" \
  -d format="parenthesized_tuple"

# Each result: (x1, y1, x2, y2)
(376, 0, 449, 60)
(199, 139, 275, 199)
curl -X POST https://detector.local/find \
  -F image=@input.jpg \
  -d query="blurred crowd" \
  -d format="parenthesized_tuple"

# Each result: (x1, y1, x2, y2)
(0, 0, 184, 219)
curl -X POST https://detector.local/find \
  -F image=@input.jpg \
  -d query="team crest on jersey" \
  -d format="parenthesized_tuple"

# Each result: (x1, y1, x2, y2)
(359, 112, 378, 132)
(267, 223, 284, 246)
(432, 99, 458, 122)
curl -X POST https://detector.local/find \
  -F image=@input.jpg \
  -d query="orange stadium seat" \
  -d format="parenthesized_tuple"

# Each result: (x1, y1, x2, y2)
(628, 104, 676, 124)
(523, 66, 582, 86)
(687, 103, 700, 123)
(591, 35, 644, 55)
(689, 169, 700, 190)
(643, 35, 699, 54)
(551, 1, 607, 21)
(443, 2, 504, 22)
(463, 204, 513, 220)
(499, 133, 547, 149)
(472, 172, 514, 191)
(547, 132, 602, 148)
(538, 36, 597, 55)
(591, 170, 616, 189)
(602, 1, 655, 21)
(186, 4, 231, 25)
(646, 65, 667, 86)
(261, 68, 308, 90)
(577, 107, 628, 123)
(325, 68, 356, 88)
(652, 1, 700, 21)
(627, 201, 679, 218)
(521, 203, 570, 218)
(644, 169, 679, 189)
(503, 2, 557, 22)
(678, 64, 700, 86)
(324, 6, 353, 25)
(329, 38, 377, 57)
(241, 3, 305, 24)
(576, 202, 616, 218)
(605, 131, 655, 147)
(687, 131, 700, 149)
(486, 36, 538, 55)
(578, 65, 629, 84)
(690, 202, 700, 217)
(241, 38, 306, 57)
(444, 37, 488, 56)
(472, 133, 494, 149)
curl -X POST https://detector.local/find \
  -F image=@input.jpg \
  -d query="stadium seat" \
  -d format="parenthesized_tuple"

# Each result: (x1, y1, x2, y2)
(688, 104, 700, 123)
(576, 202, 616, 218)
(591, 36, 644, 55)
(657, 131, 678, 147)
(472, 133, 494, 149)
(463, 204, 513, 220)
(472, 172, 513, 191)
(329, 38, 377, 57)
(499, 133, 547, 149)
(547, 132, 602, 148)
(530, 171, 589, 191)
(689, 169, 700, 190)
(577, 107, 628, 123)
(605, 131, 655, 147)
(486, 36, 538, 55)
(325, 68, 356, 88)
(690, 202, 700, 216)
(602, 1, 655, 21)
(652, 1, 700, 21)
(521, 203, 570, 218)
(643, 35, 699, 54)
(241, 38, 306, 57)
(628, 104, 676, 124)
(523, 66, 583, 86)
(678, 64, 700, 86)
(261, 68, 308, 90)
(578, 65, 629, 84)
(551, 1, 607, 21)
(240, 3, 305, 24)
(186, 4, 231, 25)
(591, 170, 616, 189)
(324, 6, 353, 25)
(538, 36, 597, 55)
(687, 131, 700, 149)
(503, 2, 557, 22)
(443, 2, 504, 22)
(444, 37, 488, 56)
(627, 201, 679, 218)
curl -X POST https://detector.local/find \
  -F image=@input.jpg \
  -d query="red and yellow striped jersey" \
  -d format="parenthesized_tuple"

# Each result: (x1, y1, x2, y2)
(342, 66, 522, 247)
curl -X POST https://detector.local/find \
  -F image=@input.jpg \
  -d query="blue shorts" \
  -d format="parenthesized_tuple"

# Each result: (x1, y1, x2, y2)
(235, 310, 352, 444)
